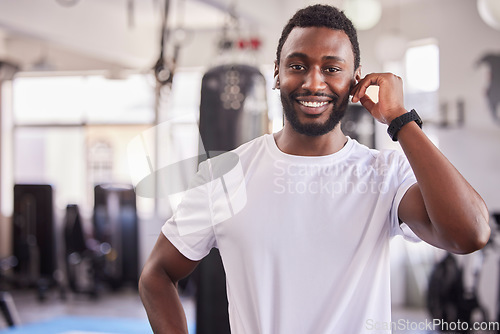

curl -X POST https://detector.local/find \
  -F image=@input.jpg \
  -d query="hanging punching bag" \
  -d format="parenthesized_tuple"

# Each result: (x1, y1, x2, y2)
(199, 63, 268, 154)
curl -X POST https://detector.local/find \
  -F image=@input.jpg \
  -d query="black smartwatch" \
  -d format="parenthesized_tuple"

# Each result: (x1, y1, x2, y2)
(387, 109, 423, 141)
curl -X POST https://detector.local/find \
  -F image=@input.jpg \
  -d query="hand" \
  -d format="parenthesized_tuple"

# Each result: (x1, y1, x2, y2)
(350, 73, 407, 125)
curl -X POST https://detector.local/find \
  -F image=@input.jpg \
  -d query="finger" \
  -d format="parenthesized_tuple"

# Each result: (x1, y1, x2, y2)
(351, 74, 380, 103)
(359, 94, 376, 112)
(350, 86, 360, 102)
(351, 82, 366, 103)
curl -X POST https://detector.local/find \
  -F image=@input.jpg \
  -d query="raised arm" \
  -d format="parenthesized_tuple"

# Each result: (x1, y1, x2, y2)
(139, 234, 200, 333)
(351, 73, 490, 254)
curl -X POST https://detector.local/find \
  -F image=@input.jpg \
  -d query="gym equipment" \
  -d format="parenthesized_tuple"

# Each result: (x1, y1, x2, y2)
(427, 214, 500, 332)
(93, 184, 139, 290)
(0, 256, 21, 327)
(12, 184, 56, 299)
(199, 63, 268, 154)
(64, 204, 105, 297)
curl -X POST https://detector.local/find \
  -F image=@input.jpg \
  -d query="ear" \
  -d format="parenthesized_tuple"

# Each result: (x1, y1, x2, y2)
(350, 66, 362, 96)
(354, 65, 362, 83)
(273, 60, 280, 89)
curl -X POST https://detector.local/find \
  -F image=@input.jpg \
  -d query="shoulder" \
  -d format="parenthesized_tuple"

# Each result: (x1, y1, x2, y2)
(201, 134, 270, 175)
(230, 134, 271, 163)
(232, 134, 270, 154)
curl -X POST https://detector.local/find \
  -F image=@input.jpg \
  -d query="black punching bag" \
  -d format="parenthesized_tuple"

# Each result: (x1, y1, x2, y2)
(199, 63, 268, 154)
(195, 64, 268, 334)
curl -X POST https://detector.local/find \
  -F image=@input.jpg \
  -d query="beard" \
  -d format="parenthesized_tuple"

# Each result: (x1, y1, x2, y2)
(281, 91, 350, 137)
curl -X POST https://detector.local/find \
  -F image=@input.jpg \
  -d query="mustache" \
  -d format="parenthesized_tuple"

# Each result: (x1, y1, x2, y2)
(291, 92, 338, 101)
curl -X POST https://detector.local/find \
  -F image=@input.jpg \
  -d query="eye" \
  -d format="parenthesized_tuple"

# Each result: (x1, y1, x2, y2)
(324, 67, 340, 73)
(289, 64, 305, 71)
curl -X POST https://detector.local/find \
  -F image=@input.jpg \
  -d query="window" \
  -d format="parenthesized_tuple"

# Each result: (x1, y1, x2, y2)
(13, 74, 155, 125)
(11, 73, 156, 215)
(405, 42, 440, 93)
(404, 39, 440, 123)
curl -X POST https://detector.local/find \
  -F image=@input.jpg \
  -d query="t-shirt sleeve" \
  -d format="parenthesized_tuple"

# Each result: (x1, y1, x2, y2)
(161, 150, 246, 260)
(161, 160, 217, 261)
(389, 151, 420, 242)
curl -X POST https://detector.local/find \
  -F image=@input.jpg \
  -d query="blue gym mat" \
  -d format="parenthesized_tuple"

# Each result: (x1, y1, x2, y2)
(0, 316, 154, 334)
(0, 316, 197, 334)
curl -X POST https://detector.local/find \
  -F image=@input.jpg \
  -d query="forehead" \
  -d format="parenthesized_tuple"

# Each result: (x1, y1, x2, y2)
(280, 27, 354, 65)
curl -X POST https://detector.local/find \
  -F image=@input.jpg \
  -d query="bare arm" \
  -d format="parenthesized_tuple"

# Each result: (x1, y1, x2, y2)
(139, 234, 200, 333)
(351, 73, 490, 254)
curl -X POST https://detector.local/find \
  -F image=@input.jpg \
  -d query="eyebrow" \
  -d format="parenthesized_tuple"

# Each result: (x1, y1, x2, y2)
(286, 52, 346, 63)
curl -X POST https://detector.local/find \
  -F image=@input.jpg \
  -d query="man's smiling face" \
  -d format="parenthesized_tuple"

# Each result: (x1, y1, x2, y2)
(276, 27, 360, 137)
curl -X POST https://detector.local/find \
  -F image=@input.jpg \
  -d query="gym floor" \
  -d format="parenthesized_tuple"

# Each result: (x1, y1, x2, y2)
(0, 287, 196, 332)
(0, 287, 435, 333)
(5, 293, 497, 334)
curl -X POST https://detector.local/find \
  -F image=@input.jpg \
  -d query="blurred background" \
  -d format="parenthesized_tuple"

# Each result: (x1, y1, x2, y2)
(0, 0, 500, 333)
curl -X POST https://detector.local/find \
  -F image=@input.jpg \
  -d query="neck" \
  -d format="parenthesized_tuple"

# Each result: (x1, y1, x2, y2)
(274, 123, 348, 156)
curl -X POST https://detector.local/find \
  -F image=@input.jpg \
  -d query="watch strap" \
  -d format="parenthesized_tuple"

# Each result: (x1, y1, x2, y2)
(387, 109, 423, 141)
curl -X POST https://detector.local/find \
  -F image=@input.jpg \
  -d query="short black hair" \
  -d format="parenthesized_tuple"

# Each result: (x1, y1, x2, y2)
(276, 4, 360, 71)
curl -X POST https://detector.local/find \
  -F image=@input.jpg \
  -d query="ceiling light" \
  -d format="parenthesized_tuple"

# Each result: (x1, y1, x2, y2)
(344, 0, 382, 31)
(477, 0, 500, 30)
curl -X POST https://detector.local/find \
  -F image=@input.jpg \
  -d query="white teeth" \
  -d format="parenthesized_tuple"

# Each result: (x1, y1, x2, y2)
(299, 101, 329, 108)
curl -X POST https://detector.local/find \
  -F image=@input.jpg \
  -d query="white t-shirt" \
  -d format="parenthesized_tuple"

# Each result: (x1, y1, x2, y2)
(162, 134, 418, 334)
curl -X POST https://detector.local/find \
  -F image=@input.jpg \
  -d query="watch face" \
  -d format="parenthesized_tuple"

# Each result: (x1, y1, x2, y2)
(410, 109, 423, 127)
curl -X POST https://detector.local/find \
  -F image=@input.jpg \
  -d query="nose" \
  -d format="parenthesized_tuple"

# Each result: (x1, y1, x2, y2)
(302, 67, 327, 92)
